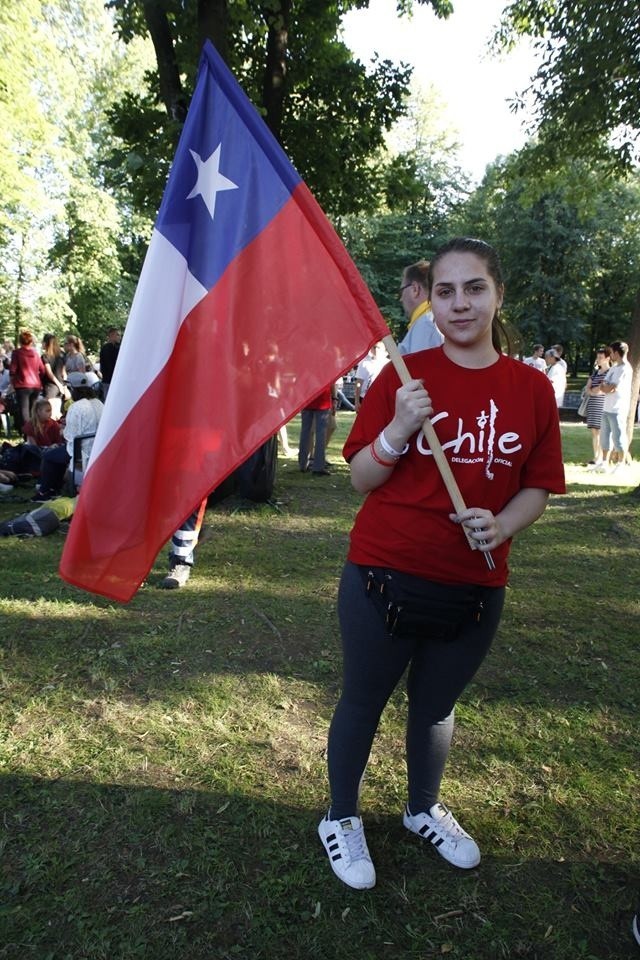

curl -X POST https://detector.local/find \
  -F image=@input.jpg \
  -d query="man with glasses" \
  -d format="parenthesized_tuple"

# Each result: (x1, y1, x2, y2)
(397, 260, 444, 355)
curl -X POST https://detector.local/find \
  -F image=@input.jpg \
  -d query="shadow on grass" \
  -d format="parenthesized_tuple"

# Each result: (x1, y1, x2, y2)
(2, 773, 638, 960)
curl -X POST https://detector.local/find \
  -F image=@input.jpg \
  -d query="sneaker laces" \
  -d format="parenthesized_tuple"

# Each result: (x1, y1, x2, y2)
(339, 819, 369, 863)
(432, 804, 466, 843)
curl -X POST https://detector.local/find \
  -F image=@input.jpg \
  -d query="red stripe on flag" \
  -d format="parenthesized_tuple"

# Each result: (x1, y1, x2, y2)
(59, 187, 388, 602)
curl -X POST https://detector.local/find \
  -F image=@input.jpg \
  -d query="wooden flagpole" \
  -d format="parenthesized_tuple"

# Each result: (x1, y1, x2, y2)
(382, 334, 495, 571)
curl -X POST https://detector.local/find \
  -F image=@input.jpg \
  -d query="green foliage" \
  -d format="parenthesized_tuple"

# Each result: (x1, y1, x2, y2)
(283, 47, 411, 216)
(106, 1, 424, 221)
(0, 0, 152, 347)
(337, 86, 469, 332)
(451, 152, 640, 366)
(496, 0, 640, 171)
(339, 211, 443, 336)
(48, 184, 133, 350)
(105, 88, 178, 225)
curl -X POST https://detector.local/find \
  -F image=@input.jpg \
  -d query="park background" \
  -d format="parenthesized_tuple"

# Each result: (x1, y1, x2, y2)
(1, 1, 639, 957)
(1, 0, 639, 401)
(1, 415, 639, 958)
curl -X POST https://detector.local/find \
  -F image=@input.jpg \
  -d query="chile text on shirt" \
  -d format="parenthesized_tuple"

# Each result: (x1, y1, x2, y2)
(415, 400, 522, 479)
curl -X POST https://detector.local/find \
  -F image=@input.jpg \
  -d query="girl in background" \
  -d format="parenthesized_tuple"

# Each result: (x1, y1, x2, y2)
(9, 331, 45, 434)
(23, 399, 62, 449)
(41, 334, 67, 419)
(584, 347, 611, 468)
(63, 335, 87, 374)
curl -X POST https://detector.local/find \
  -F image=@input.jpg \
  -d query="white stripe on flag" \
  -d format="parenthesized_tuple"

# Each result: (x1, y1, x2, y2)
(88, 230, 207, 470)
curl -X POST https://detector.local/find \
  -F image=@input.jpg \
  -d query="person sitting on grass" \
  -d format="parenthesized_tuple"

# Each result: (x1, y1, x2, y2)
(23, 399, 62, 450)
(0, 399, 63, 477)
(33, 374, 103, 502)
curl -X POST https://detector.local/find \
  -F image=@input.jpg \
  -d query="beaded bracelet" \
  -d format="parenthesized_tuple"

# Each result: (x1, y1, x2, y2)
(379, 429, 409, 459)
(370, 442, 397, 468)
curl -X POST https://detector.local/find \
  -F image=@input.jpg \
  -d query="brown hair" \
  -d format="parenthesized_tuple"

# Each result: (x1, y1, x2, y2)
(29, 398, 52, 439)
(64, 334, 85, 353)
(609, 340, 628, 358)
(19, 330, 34, 347)
(403, 260, 430, 289)
(42, 334, 62, 359)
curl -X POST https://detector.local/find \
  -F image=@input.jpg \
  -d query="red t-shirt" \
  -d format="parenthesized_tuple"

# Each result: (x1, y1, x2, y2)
(343, 348, 566, 587)
(305, 386, 333, 411)
(10, 346, 45, 390)
(23, 419, 62, 447)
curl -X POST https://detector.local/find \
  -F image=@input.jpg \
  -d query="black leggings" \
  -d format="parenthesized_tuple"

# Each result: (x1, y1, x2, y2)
(14, 387, 39, 434)
(327, 561, 505, 819)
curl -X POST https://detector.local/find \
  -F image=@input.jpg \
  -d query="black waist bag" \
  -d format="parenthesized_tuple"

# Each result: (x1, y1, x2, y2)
(361, 565, 487, 641)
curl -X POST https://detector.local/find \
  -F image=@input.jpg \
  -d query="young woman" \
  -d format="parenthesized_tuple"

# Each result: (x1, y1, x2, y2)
(584, 347, 611, 467)
(41, 334, 67, 418)
(318, 237, 565, 890)
(63, 335, 87, 374)
(9, 330, 45, 433)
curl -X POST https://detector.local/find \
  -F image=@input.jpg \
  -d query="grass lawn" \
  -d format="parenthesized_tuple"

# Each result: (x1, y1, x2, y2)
(1, 416, 639, 959)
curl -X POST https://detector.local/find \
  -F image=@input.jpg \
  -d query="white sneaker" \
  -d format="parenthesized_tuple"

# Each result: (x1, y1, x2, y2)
(403, 802, 481, 869)
(0, 482, 14, 493)
(594, 464, 610, 474)
(160, 563, 191, 589)
(318, 813, 376, 889)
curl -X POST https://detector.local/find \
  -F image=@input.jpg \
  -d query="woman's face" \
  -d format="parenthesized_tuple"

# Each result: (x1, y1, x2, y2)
(38, 404, 51, 421)
(596, 352, 609, 368)
(429, 251, 503, 351)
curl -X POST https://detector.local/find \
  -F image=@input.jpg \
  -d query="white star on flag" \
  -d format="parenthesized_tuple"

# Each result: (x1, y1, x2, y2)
(186, 144, 238, 219)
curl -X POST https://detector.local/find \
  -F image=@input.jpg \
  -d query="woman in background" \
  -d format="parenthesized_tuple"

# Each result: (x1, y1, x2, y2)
(585, 347, 611, 468)
(63, 335, 87, 374)
(9, 330, 45, 434)
(41, 334, 67, 419)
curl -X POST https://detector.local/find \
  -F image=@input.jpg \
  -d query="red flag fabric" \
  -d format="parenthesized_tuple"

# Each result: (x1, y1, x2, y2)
(59, 40, 389, 602)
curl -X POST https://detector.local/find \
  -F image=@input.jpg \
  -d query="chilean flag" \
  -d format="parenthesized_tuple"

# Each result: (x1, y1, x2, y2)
(59, 40, 389, 602)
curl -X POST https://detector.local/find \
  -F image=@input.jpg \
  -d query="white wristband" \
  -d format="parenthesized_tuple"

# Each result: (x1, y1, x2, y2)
(379, 430, 409, 459)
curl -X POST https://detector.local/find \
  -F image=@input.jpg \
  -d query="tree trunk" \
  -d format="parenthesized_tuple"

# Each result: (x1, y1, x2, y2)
(198, 0, 229, 63)
(13, 233, 25, 343)
(142, 0, 187, 123)
(259, 0, 291, 142)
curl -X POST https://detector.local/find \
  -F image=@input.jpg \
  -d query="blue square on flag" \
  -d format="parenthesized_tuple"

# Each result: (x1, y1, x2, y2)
(157, 51, 299, 291)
